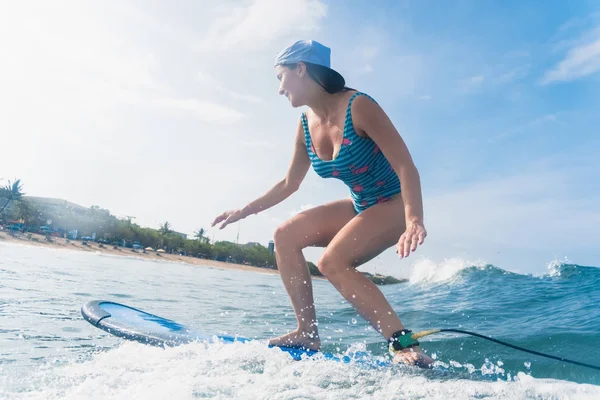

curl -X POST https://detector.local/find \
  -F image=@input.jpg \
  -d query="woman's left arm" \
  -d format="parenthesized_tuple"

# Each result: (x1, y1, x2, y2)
(352, 96, 426, 258)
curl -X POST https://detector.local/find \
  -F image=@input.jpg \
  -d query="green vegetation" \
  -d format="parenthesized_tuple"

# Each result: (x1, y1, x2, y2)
(1, 178, 406, 285)
(0, 179, 24, 215)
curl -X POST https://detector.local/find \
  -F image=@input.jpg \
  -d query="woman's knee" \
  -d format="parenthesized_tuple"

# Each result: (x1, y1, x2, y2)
(318, 250, 350, 277)
(273, 217, 303, 251)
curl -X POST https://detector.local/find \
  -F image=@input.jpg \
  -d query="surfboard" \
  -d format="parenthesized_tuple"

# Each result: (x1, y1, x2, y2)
(81, 300, 391, 368)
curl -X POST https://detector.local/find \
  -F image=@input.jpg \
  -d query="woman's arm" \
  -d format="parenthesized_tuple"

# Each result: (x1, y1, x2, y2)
(351, 96, 426, 257)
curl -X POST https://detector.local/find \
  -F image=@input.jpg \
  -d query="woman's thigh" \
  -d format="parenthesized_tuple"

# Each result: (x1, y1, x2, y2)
(273, 198, 357, 250)
(320, 195, 406, 268)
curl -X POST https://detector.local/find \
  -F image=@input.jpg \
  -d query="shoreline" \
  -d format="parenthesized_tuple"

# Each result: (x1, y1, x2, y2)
(0, 231, 291, 278)
(0, 232, 403, 284)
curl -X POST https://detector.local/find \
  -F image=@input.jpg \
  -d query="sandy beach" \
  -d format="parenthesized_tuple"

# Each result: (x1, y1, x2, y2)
(0, 231, 283, 277)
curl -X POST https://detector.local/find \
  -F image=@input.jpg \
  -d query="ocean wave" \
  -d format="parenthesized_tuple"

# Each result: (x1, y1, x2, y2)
(407, 256, 598, 287)
(407, 257, 498, 285)
(544, 259, 599, 279)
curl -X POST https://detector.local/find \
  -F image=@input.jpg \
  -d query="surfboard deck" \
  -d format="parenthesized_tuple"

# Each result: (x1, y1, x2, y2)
(81, 300, 391, 368)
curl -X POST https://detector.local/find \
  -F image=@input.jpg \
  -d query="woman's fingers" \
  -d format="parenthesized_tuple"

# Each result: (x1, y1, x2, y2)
(397, 224, 427, 258)
(212, 211, 233, 227)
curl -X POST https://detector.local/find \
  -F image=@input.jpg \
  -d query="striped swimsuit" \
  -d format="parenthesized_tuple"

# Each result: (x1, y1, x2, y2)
(301, 91, 401, 214)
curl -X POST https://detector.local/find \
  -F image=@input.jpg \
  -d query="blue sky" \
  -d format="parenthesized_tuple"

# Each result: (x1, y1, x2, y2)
(1, 0, 599, 277)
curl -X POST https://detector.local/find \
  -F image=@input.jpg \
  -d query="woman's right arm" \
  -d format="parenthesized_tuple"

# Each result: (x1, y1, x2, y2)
(212, 118, 311, 229)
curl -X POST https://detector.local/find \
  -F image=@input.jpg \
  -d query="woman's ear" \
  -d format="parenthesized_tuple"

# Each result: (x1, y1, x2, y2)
(296, 62, 307, 77)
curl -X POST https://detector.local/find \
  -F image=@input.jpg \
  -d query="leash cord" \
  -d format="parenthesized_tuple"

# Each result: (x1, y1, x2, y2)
(412, 328, 600, 371)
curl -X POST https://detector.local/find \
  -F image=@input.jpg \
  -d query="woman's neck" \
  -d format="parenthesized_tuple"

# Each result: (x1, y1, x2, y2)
(306, 90, 345, 121)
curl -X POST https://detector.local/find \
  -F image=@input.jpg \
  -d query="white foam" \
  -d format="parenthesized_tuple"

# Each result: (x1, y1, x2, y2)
(407, 257, 487, 285)
(3, 341, 599, 400)
(545, 257, 572, 277)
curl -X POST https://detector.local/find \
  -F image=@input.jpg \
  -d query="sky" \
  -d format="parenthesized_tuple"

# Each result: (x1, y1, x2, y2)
(1, 0, 599, 277)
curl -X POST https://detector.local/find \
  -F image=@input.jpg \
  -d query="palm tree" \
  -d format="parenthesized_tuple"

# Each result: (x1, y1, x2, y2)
(0, 179, 24, 215)
(158, 221, 171, 249)
(194, 228, 205, 242)
(158, 221, 171, 236)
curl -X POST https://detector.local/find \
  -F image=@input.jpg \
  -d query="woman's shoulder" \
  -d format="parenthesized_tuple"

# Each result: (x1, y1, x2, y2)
(348, 90, 377, 103)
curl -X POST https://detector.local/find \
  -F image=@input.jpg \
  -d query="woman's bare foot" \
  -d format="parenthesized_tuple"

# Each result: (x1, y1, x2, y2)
(268, 328, 320, 351)
(392, 346, 435, 369)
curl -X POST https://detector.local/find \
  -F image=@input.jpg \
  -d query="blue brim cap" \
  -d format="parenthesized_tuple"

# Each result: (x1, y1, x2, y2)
(274, 40, 332, 68)
(274, 40, 344, 84)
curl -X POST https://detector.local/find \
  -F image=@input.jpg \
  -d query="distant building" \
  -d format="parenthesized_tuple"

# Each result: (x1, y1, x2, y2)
(244, 241, 262, 247)
(268, 240, 274, 254)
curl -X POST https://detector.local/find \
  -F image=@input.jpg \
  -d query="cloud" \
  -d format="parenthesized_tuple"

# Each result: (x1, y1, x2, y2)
(197, 71, 265, 104)
(541, 27, 600, 84)
(361, 46, 379, 59)
(492, 114, 559, 141)
(424, 162, 600, 254)
(493, 65, 530, 85)
(148, 96, 245, 122)
(197, 0, 328, 52)
(0, 3, 244, 124)
(357, 64, 374, 74)
(356, 46, 379, 74)
(458, 74, 486, 92)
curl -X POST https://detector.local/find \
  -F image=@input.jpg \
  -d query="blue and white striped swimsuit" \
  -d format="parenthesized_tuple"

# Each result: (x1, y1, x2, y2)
(301, 91, 401, 214)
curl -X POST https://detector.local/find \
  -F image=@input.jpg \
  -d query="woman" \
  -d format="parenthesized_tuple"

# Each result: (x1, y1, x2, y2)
(212, 40, 433, 368)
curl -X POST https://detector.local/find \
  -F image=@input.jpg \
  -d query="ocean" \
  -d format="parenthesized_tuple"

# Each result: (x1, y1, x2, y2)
(1, 241, 599, 399)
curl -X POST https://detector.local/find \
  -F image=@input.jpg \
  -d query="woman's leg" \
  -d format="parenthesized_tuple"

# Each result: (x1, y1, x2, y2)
(269, 198, 357, 350)
(318, 195, 434, 367)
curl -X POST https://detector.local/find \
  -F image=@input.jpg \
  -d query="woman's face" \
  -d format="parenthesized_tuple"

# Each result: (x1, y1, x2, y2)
(275, 64, 308, 107)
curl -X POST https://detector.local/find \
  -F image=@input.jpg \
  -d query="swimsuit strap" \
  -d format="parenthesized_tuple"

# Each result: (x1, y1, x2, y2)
(300, 112, 312, 151)
(346, 91, 378, 113)
(344, 91, 378, 137)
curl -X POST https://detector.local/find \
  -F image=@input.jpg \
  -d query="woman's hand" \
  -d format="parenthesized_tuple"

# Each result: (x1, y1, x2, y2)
(211, 209, 246, 230)
(396, 220, 427, 258)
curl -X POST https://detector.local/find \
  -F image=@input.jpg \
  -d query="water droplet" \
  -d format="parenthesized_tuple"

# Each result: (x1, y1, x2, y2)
(524, 361, 531, 369)
(351, 318, 357, 324)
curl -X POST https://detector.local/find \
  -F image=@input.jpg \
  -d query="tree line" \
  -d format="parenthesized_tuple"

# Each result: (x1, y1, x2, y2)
(0, 178, 320, 272)
(1, 178, 402, 283)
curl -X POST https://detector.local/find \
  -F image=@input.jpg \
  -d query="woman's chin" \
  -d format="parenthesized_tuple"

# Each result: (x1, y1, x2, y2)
(288, 97, 301, 108)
